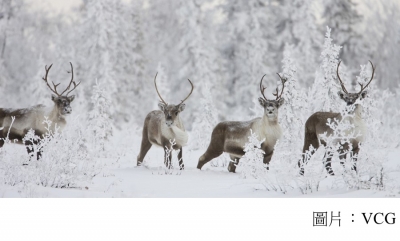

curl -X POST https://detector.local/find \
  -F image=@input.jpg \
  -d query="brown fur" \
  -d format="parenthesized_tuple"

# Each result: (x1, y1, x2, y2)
(299, 103, 365, 176)
(0, 96, 74, 159)
(137, 107, 187, 170)
(197, 98, 283, 172)
(137, 75, 193, 170)
(300, 61, 375, 175)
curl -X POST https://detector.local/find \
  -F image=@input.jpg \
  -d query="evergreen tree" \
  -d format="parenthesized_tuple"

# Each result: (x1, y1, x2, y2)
(176, 0, 224, 128)
(289, 0, 321, 87)
(310, 27, 342, 113)
(190, 83, 218, 150)
(88, 79, 113, 155)
(76, 0, 118, 115)
(113, 0, 149, 125)
(276, 44, 307, 152)
(220, 0, 276, 119)
(368, 0, 400, 89)
(322, 0, 364, 79)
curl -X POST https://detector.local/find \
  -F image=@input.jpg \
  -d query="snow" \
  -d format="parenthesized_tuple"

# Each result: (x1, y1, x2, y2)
(1, 133, 399, 198)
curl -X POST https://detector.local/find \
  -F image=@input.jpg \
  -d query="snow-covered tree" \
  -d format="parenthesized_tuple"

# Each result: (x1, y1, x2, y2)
(272, 44, 307, 164)
(0, 0, 60, 107)
(367, 0, 400, 89)
(76, 0, 118, 114)
(322, 0, 365, 74)
(220, 0, 276, 119)
(142, 0, 181, 78)
(22, 55, 50, 106)
(113, 0, 149, 125)
(88, 79, 113, 156)
(240, 129, 266, 179)
(289, 0, 321, 87)
(309, 27, 342, 113)
(190, 83, 218, 150)
(176, 0, 225, 128)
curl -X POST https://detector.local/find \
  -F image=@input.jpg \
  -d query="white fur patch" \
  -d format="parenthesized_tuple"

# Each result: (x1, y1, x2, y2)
(342, 105, 366, 142)
(160, 123, 188, 147)
(253, 118, 282, 147)
(224, 117, 282, 153)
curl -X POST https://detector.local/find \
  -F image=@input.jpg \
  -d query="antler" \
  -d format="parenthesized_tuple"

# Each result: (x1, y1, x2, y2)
(274, 73, 287, 100)
(179, 79, 194, 105)
(336, 61, 349, 94)
(60, 62, 80, 96)
(259, 74, 268, 101)
(42, 63, 62, 96)
(154, 72, 168, 105)
(42, 62, 80, 97)
(358, 60, 375, 94)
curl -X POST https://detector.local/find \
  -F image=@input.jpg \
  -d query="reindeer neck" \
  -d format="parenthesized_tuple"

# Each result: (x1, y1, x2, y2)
(49, 104, 66, 122)
(261, 113, 278, 126)
(341, 104, 363, 119)
(254, 112, 282, 142)
(354, 104, 363, 119)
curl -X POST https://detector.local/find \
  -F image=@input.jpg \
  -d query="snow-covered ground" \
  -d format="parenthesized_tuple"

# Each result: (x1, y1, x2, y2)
(1, 133, 399, 198)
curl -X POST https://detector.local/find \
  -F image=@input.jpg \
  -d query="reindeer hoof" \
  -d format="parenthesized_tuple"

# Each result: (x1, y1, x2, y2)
(197, 160, 206, 170)
(227, 162, 236, 173)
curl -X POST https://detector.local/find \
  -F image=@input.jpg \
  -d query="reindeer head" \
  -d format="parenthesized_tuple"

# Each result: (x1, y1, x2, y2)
(42, 62, 80, 116)
(336, 61, 375, 107)
(154, 73, 194, 128)
(258, 74, 286, 120)
(51, 95, 75, 115)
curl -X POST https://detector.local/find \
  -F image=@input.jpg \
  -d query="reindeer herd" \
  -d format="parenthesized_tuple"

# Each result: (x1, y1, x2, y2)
(0, 60, 376, 176)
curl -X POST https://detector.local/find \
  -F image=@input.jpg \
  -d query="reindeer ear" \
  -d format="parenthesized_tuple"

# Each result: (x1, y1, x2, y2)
(337, 91, 345, 100)
(178, 103, 186, 112)
(158, 102, 166, 111)
(258, 97, 266, 107)
(277, 98, 284, 107)
(51, 94, 58, 102)
(360, 91, 368, 99)
(68, 95, 75, 102)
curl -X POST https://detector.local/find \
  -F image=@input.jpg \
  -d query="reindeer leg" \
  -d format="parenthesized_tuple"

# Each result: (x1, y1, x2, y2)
(227, 155, 239, 173)
(351, 146, 360, 173)
(25, 144, 34, 160)
(197, 129, 225, 170)
(324, 150, 335, 176)
(224, 147, 245, 173)
(137, 140, 152, 167)
(338, 143, 358, 174)
(25, 139, 40, 161)
(197, 123, 229, 170)
(299, 128, 320, 175)
(34, 133, 44, 161)
(137, 124, 152, 166)
(178, 147, 184, 170)
(263, 151, 274, 171)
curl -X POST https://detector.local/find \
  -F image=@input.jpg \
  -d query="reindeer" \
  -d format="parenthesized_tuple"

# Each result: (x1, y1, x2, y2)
(197, 74, 286, 172)
(299, 61, 375, 176)
(137, 73, 194, 170)
(0, 62, 80, 159)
